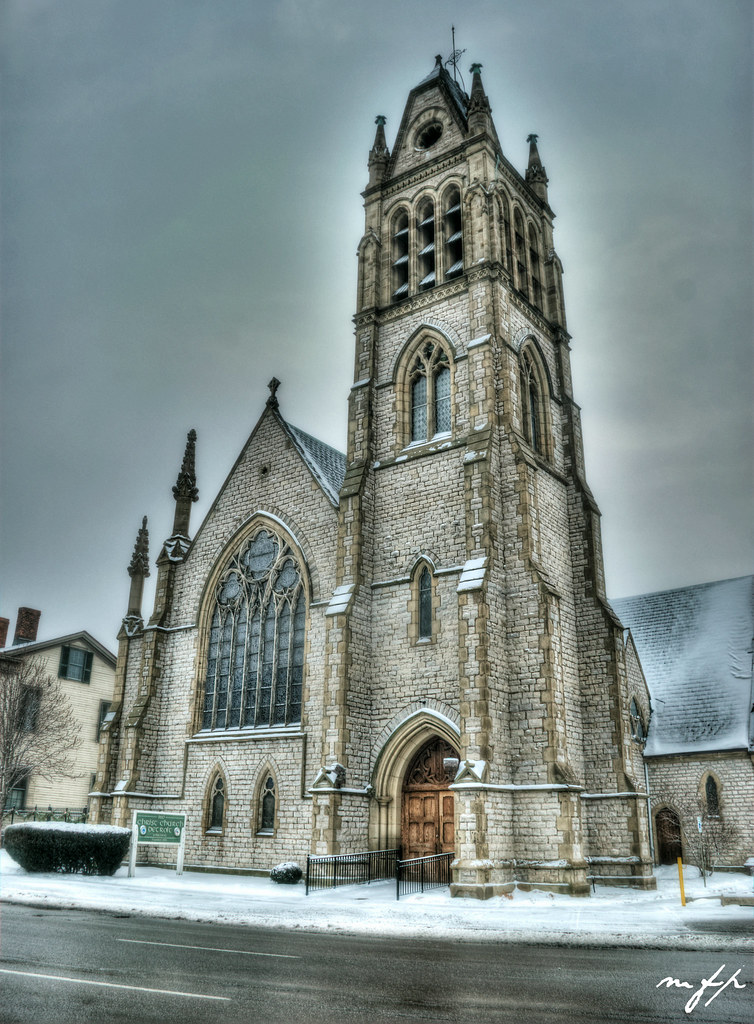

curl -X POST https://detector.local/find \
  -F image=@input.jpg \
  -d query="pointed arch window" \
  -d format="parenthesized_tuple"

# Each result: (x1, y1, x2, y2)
(704, 776, 720, 816)
(499, 194, 512, 271)
(207, 776, 225, 832)
(519, 347, 548, 457)
(419, 567, 432, 639)
(528, 225, 542, 309)
(202, 527, 306, 731)
(391, 209, 409, 301)
(417, 199, 436, 290)
(409, 342, 452, 444)
(442, 187, 463, 279)
(514, 209, 528, 297)
(629, 698, 646, 742)
(259, 775, 276, 834)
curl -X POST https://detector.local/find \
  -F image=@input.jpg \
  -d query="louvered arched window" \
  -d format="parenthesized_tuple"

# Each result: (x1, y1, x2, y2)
(417, 199, 436, 291)
(442, 187, 463, 280)
(519, 346, 549, 457)
(201, 528, 306, 731)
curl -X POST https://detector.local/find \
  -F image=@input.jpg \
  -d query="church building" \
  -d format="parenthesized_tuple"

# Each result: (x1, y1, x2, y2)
(91, 57, 655, 897)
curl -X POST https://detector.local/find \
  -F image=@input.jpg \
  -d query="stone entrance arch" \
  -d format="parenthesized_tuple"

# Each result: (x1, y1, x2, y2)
(655, 807, 683, 865)
(401, 736, 458, 858)
(369, 709, 460, 854)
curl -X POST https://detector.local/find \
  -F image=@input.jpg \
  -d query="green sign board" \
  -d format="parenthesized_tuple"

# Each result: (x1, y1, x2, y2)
(134, 811, 185, 845)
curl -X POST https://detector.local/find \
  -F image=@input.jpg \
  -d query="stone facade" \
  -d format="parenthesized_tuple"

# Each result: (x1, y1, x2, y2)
(91, 58, 656, 896)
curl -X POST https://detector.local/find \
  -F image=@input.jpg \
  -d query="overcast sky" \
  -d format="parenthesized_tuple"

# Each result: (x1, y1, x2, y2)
(1, 0, 752, 648)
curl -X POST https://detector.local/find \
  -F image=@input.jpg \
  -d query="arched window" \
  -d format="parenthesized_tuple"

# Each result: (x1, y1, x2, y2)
(259, 775, 276, 834)
(208, 775, 225, 832)
(201, 527, 306, 731)
(442, 187, 463, 280)
(630, 698, 645, 742)
(408, 341, 452, 443)
(391, 209, 409, 301)
(705, 776, 720, 816)
(514, 209, 528, 297)
(519, 347, 548, 456)
(528, 225, 542, 309)
(417, 199, 436, 291)
(419, 567, 432, 639)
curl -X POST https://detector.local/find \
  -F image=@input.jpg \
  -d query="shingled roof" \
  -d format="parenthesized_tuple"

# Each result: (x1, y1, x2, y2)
(285, 423, 346, 507)
(613, 576, 754, 757)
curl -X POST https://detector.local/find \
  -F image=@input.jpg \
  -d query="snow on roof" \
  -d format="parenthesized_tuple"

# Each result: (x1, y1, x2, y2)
(0, 630, 116, 666)
(612, 576, 754, 757)
(285, 423, 346, 506)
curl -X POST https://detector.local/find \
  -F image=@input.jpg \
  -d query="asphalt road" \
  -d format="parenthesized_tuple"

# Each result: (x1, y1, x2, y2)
(0, 904, 751, 1024)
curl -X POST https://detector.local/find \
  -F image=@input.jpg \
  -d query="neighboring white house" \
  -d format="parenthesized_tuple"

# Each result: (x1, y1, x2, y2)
(1, 608, 116, 814)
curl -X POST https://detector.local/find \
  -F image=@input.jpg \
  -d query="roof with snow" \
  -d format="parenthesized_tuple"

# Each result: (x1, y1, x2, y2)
(285, 423, 346, 507)
(612, 576, 754, 757)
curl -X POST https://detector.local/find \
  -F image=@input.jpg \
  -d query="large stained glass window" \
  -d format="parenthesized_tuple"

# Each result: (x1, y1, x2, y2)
(202, 528, 305, 731)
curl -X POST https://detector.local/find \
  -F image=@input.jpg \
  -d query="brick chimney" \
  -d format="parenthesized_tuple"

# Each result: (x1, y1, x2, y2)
(0, 617, 9, 648)
(13, 607, 41, 645)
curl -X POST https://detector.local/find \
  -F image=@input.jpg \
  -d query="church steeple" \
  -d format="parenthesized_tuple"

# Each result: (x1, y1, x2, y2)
(525, 132, 549, 202)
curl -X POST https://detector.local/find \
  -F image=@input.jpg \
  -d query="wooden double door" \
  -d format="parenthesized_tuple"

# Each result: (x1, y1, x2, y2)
(401, 738, 458, 859)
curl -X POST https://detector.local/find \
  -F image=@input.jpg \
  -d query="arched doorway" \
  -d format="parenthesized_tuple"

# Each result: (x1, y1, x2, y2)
(655, 807, 683, 865)
(401, 736, 459, 859)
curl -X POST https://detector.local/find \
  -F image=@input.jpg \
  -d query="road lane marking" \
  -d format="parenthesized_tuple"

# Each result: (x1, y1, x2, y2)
(0, 967, 231, 1001)
(117, 937, 299, 959)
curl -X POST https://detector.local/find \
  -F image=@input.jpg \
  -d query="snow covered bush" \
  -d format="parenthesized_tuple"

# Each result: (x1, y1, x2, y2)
(270, 861, 302, 884)
(3, 821, 131, 875)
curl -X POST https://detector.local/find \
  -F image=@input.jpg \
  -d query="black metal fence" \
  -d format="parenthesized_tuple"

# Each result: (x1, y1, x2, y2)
(305, 848, 399, 894)
(395, 852, 454, 899)
(2, 806, 88, 826)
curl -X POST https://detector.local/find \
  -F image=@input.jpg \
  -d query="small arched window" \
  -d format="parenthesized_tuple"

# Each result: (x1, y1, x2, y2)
(259, 775, 276, 833)
(519, 347, 548, 457)
(202, 527, 306, 732)
(442, 187, 463, 280)
(629, 698, 645, 742)
(419, 567, 432, 639)
(499, 194, 512, 270)
(417, 199, 436, 291)
(391, 209, 409, 301)
(208, 776, 225, 832)
(408, 341, 452, 444)
(705, 776, 720, 816)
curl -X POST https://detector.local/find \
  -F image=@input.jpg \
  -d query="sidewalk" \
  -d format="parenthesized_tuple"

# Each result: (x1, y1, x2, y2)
(1, 852, 751, 951)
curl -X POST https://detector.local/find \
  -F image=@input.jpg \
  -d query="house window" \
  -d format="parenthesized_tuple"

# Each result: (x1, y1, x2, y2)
(259, 776, 276, 834)
(208, 776, 225, 832)
(201, 527, 306, 731)
(59, 646, 93, 683)
(21, 687, 40, 732)
(417, 200, 436, 291)
(96, 700, 112, 740)
(705, 776, 719, 816)
(408, 342, 452, 444)
(418, 567, 432, 639)
(5, 773, 28, 810)
(442, 188, 463, 280)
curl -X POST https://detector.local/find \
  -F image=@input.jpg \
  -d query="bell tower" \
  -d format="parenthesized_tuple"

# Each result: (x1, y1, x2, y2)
(312, 56, 654, 897)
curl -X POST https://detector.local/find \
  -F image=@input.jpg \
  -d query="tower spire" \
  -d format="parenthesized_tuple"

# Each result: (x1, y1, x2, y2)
(123, 515, 149, 633)
(467, 63, 492, 134)
(168, 429, 198, 549)
(525, 133, 549, 202)
(368, 115, 390, 187)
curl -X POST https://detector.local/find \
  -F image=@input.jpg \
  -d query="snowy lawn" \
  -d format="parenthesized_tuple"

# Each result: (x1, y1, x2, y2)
(1, 851, 751, 950)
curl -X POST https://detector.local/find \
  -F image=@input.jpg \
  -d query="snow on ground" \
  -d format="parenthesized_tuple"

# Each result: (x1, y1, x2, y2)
(1, 851, 751, 951)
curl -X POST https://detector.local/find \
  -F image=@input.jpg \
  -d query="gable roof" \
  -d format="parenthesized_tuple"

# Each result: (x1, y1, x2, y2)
(612, 576, 754, 757)
(284, 422, 346, 506)
(0, 630, 116, 668)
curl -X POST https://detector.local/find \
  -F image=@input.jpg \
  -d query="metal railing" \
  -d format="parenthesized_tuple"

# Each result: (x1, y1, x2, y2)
(2, 806, 88, 826)
(305, 848, 399, 894)
(396, 851, 453, 899)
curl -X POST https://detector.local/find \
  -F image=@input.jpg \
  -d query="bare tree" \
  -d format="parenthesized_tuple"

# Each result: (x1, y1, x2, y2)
(0, 655, 82, 820)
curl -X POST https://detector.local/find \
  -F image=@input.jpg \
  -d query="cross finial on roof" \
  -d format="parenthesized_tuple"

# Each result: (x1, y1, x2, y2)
(267, 377, 281, 409)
